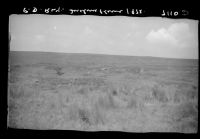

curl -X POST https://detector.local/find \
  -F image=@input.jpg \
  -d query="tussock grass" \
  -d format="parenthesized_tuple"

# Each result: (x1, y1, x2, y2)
(8, 52, 198, 131)
(118, 85, 131, 96)
(78, 108, 91, 124)
(8, 101, 21, 117)
(76, 87, 88, 95)
(9, 84, 36, 100)
(112, 90, 117, 96)
(126, 95, 145, 112)
(9, 85, 25, 99)
(92, 103, 105, 125)
(67, 103, 105, 127)
(174, 119, 198, 133)
(8, 115, 19, 128)
(97, 93, 117, 110)
(173, 92, 182, 103)
(173, 86, 198, 104)
(71, 77, 106, 87)
(9, 75, 20, 83)
(179, 102, 197, 119)
(41, 63, 64, 76)
(183, 89, 198, 101)
(126, 67, 141, 74)
(10, 64, 21, 72)
(8, 99, 23, 128)
(127, 97, 138, 109)
(185, 120, 198, 131)
(172, 101, 198, 123)
(152, 85, 168, 103)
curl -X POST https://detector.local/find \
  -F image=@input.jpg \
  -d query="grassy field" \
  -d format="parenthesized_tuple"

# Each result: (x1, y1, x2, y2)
(8, 51, 198, 132)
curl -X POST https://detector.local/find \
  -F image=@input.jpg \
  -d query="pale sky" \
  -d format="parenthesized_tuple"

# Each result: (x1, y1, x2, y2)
(9, 15, 198, 59)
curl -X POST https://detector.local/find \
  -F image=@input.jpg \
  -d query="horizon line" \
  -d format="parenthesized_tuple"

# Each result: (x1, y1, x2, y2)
(9, 50, 199, 60)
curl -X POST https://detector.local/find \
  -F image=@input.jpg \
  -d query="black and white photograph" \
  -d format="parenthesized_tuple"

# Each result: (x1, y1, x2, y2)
(8, 10, 198, 133)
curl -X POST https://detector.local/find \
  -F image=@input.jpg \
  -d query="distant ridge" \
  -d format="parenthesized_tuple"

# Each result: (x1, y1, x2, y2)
(9, 50, 198, 61)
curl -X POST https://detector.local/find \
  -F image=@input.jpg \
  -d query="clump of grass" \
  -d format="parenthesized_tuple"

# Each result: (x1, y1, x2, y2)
(175, 119, 198, 133)
(107, 93, 116, 108)
(112, 90, 117, 96)
(8, 84, 36, 99)
(9, 75, 20, 83)
(192, 85, 197, 90)
(152, 85, 168, 103)
(173, 92, 182, 103)
(8, 115, 19, 128)
(127, 97, 137, 109)
(180, 102, 198, 120)
(92, 104, 105, 125)
(119, 85, 130, 96)
(78, 108, 91, 125)
(127, 67, 141, 74)
(97, 94, 117, 110)
(9, 85, 25, 99)
(8, 100, 22, 128)
(55, 67, 64, 76)
(173, 102, 198, 122)
(175, 84, 198, 102)
(72, 77, 106, 88)
(76, 87, 88, 95)
(143, 94, 154, 104)
(56, 70, 64, 76)
(184, 90, 197, 101)
(9, 64, 21, 73)
(8, 100, 21, 117)
(44, 64, 64, 76)
(186, 120, 198, 132)
(173, 89, 196, 104)
(126, 94, 145, 111)
(68, 104, 105, 127)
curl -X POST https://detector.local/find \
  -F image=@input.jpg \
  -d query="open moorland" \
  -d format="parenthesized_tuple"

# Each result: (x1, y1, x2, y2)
(8, 51, 198, 132)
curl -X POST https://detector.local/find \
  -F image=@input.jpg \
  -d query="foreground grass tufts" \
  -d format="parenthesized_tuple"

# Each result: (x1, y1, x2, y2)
(97, 94, 117, 110)
(174, 102, 198, 122)
(152, 85, 168, 103)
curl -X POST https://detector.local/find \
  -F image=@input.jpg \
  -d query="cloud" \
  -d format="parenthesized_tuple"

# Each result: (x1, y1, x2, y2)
(146, 28, 178, 45)
(84, 26, 93, 34)
(146, 22, 191, 47)
(35, 35, 45, 41)
(168, 22, 190, 38)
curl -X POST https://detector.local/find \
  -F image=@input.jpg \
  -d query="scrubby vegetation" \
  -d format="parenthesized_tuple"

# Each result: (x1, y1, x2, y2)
(8, 51, 198, 132)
